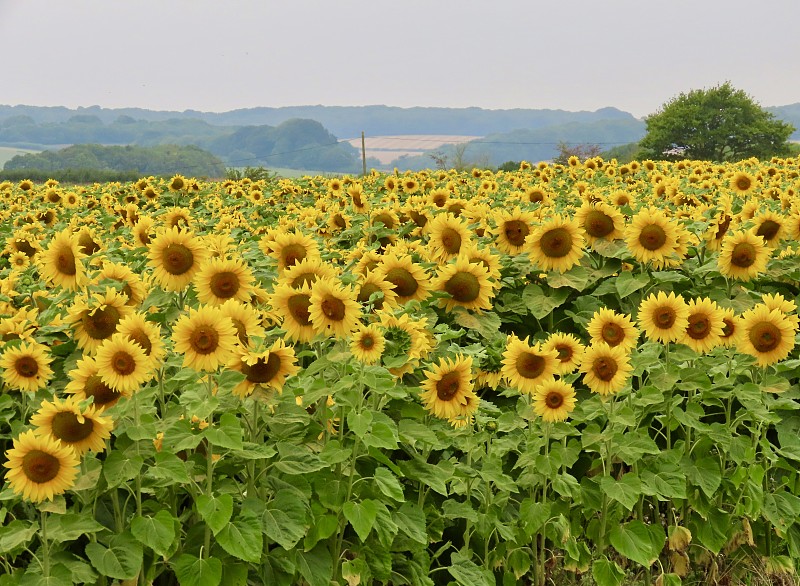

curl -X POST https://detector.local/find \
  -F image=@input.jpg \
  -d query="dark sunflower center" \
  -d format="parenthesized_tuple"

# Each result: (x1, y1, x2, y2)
(16, 240, 37, 257)
(540, 227, 573, 258)
(352, 193, 364, 208)
(545, 391, 564, 409)
(162, 243, 194, 275)
(585, 210, 614, 238)
(83, 375, 122, 406)
(721, 318, 736, 339)
(749, 322, 781, 352)
(374, 213, 394, 229)
(292, 273, 317, 289)
(730, 242, 757, 268)
(56, 248, 77, 275)
(321, 296, 346, 321)
(78, 233, 100, 255)
(210, 271, 240, 299)
(127, 330, 153, 355)
(15, 356, 39, 378)
(601, 323, 624, 346)
(230, 319, 248, 346)
(639, 225, 667, 251)
(112, 351, 137, 375)
(440, 227, 462, 254)
(756, 220, 780, 241)
(687, 314, 711, 339)
(504, 220, 530, 247)
(432, 194, 447, 207)
(556, 345, 573, 362)
(22, 450, 60, 483)
(516, 352, 545, 379)
(82, 305, 121, 340)
(190, 326, 220, 355)
(444, 272, 480, 303)
(410, 211, 428, 227)
(359, 334, 375, 349)
(51, 411, 94, 443)
(736, 177, 751, 191)
(385, 267, 419, 298)
(357, 283, 384, 309)
(288, 294, 312, 326)
(654, 307, 676, 328)
(715, 216, 732, 240)
(281, 244, 307, 268)
(593, 357, 618, 381)
(333, 214, 347, 228)
(242, 355, 281, 384)
(436, 372, 461, 401)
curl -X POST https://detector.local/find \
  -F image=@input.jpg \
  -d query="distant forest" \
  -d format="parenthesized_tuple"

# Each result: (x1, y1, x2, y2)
(1, 102, 799, 173)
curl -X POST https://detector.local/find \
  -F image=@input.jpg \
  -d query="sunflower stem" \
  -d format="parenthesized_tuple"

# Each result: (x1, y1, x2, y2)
(537, 423, 551, 586)
(40, 509, 49, 577)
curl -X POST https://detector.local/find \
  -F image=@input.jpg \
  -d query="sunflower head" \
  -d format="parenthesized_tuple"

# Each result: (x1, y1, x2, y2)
(3, 430, 80, 503)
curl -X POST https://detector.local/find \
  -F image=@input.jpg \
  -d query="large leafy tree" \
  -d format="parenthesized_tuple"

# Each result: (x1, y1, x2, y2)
(639, 82, 795, 161)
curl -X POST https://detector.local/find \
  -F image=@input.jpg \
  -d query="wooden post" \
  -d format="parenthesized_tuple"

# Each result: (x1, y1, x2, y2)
(361, 131, 367, 177)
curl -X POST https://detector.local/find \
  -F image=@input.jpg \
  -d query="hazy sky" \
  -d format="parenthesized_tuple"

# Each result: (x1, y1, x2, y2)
(2, 0, 799, 119)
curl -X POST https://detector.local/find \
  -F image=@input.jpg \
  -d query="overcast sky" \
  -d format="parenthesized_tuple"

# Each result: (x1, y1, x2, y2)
(2, 0, 799, 119)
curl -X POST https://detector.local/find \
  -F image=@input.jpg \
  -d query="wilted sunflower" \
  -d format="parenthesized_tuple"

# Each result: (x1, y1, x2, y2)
(173, 305, 238, 371)
(624, 207, 680, 266)
(68, 287, 133, 354)
(532, 379, 577, 422)
(147, 226, 208, 291)
(375, 252, 431, 305)
(228, 339, 300, 398)
(574, 202, 625, 245)
(30, 396, 113, 455)
(0, 340, 53, 392)
(3, 430, 80, 503)
(680, 297, 725, 354)
(542, 332, 585, 374)
(637, 291, 690, 343)
(580, 343, 633, 396)
(194, 256, 256, 306)
(265, 229, 320, 272)
(493, 207, 536, 255)
(349, 324, 385, 364)
(271, 282, 316, 343)
(587, 308, 639, 352)
(526, 215, 585, 273)
(419, 355, 478, 420)
(431, 255, 494, 312)
(427, 213, 472, 262)
(308, 278, 362, 339)
(717, 230, 770, 281)
(94, 333, 154, 393)
(501, 335, 559, 394)
(65, 356, 127, 409)
(116, 312, 166, 367)
(738, 305, 797, 366)
(38, 228, 88, 291)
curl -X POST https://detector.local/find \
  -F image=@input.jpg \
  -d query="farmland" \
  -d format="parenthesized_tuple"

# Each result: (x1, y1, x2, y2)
(1, 156, 799, 585)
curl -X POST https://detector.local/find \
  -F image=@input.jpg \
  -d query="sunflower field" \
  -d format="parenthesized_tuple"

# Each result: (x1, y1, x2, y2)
(1, 157, 800, 586)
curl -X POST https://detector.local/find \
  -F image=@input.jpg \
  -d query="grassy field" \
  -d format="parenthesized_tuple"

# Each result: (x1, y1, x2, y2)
(0, 146, 40, 168)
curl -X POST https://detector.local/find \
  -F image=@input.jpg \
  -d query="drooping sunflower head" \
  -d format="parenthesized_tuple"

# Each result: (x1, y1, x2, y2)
(172, 305, 239, 372)
(532, 379, 577, 422)
(3, 430, 80, 503)
(30, 396, 113, 455)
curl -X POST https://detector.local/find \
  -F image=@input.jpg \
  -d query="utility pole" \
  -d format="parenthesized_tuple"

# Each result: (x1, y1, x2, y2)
(361, 131, 367, 177)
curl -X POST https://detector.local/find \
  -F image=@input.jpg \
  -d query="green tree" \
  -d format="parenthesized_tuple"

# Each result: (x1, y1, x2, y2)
(639, 82, 795, 161)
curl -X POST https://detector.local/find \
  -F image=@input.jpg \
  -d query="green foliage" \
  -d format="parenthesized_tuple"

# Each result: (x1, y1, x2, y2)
(640, 82, 796, 161)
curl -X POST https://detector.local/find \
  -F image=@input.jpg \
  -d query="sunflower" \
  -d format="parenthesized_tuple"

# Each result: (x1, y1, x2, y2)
(751, 210, 786, 248)
(265, 229, 320, 272)
(717, 230, 770, 281)
(9, 251, 30, 271)
(431, 255, 494, 312)
(573, 202, 625, 245)
(348, 184, 370, 213)
(94, 261, 149, 306)
(116, 312, 166, 366)
(461, 244, 502, 286)
(427, 213, 472, 262)
(65, 356, 127, 409)
(219, 299, 267, 347)
(355, 270, 398, 312)
(131, 216, 155, 248)
(76, 226, 102, 256)
(279, 256, 339, 289)
(587, 308, 639, 352)
(760, 292, 799, 328)
(419, 355, 478, 421)
(172, 305, 238, 371)
(493, 207, 536, 255)
(680, 298, 725, 354)
(3, 430, 80, 503)
(624, 207, 680, 266)
(542, 332, 585, 374)
(501, 335, 559, 394)
(0, 341, 53, 392)
(38, 229, 87, 291)
(93, 333, 154, 393)
(375, 252, 431, 305)
(532, 379, 577, 422)
(68, 288, 133, 354)
(308, 278, 362, 339)
(349, 324, 385, 365)
(168, 174, 187, 192)
(637, 291, 690, 343)
(378, 310, 433, 371)
(580, 343, 633, 396)
(147, 226, 208, 291)
(718, 307, 743, 348)
(271, 282, 316, 343)
(228, 339, 300, 398)
(730, 171, 756, 195)
(526, 215, 585, 273)
(30, 396, 113, 455)
(193, 256, 255, 306)
(163, 207, 193, 230)
(738, 305, 797, 366)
